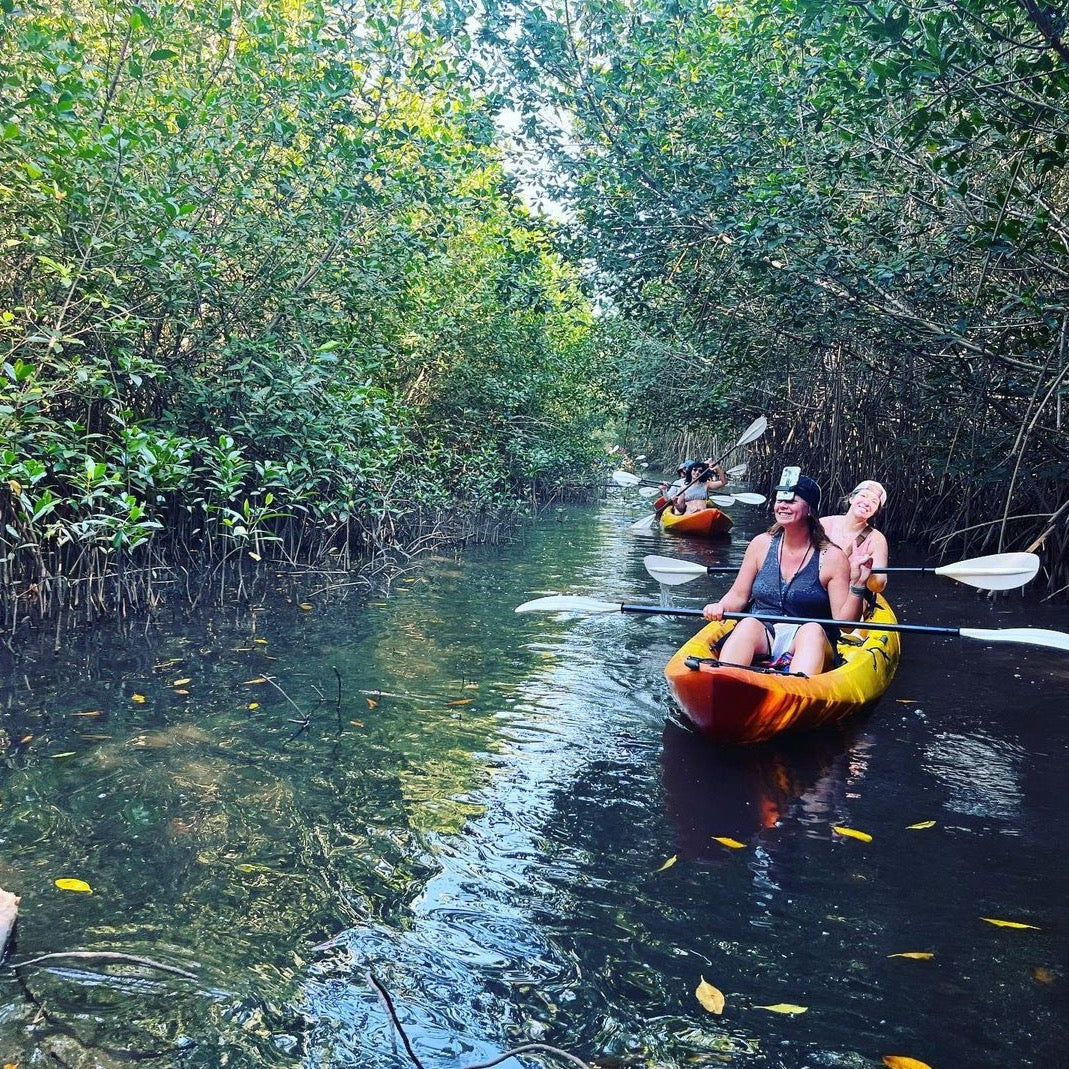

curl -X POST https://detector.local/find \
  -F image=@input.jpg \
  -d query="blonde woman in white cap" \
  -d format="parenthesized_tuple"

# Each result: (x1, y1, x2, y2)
(820, 480, 889, 596)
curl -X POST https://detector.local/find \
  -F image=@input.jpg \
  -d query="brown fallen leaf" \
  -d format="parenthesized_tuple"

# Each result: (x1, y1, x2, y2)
(1032, 965, 1055, 984)
(695, 976, 725, 1014)
(350, 719, 365, 728)
(447, 699, 473, 707)
(366, 698, 378, 709)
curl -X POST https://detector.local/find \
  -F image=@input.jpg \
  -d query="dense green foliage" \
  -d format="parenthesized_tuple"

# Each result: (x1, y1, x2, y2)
(490, 0, 1069, 579)
(0, 0, 615, 619)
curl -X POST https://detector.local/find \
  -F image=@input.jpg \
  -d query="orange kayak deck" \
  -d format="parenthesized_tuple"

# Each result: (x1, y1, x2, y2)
(664, 596, 901, 744)
(660, 507, 733, 537)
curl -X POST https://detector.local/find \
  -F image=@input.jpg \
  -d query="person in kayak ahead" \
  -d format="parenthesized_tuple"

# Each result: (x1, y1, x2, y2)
(699, 469, 873, 677)
(820, 479, 889, 602)
(670, 459, 729, 514)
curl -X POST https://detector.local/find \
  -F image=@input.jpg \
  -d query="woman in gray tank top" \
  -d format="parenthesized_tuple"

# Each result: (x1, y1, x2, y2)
(700, 471, 874, 677)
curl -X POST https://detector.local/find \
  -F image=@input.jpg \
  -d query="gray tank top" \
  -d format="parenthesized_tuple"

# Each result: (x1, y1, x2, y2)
(751, 533, 838, 642)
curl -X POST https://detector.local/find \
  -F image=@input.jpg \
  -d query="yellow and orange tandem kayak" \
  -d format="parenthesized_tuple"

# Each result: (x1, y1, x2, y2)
(663, 596, 901, 744)
(660, 506, 733, 537)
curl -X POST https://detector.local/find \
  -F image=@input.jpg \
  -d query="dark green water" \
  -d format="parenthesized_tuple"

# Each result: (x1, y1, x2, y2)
(1, 491, 1066, 1068)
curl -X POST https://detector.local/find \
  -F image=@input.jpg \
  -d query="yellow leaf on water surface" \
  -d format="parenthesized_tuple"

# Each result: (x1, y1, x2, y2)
(254, 638, 268, 644)
(447, 699, 472, 706)
(695, 976, 725, 1014)
(350, 719, 364, 728)
(888, 952, 934, 960)
(19, 735, 32, 744)
(366, 698, 378, 709)
(55, 878, 92, 893)
(72, 710, 101, 717)
(713, 837, 746, 849)
(299, 602, 314, 610)
(175, 689, 189, 696)
(981, 917, 1040, 930)
(754, 1003, 807, 1015)
(1032, 966, 1055, 984)
(832, 825, 872, 842)
(172, 678, 191, 687)
(895, 699, 917, 704)
(130, 694, 147, 703)
(883, 1057, 934, 1069)
(243, 677, 267, 685)
(906, 820, 936, 829)
(656, 855, 678, 872)
(247, 703, 259, 710)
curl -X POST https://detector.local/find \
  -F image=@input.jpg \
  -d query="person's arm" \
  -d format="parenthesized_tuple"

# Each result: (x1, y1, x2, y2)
(830, 544, 873, 619)
(864, 530, 889, 593)
(703, 535, 767, 619)
(705, 463, 728, 491)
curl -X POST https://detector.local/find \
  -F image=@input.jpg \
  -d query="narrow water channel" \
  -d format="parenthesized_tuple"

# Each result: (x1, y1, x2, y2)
(0, 489, 1066, 1068)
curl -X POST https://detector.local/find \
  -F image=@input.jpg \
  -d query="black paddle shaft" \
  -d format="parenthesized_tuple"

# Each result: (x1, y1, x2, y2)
(618, 603, 961, 637)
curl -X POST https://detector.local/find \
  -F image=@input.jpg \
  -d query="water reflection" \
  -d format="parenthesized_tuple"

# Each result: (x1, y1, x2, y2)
(660, 717, 872, 860)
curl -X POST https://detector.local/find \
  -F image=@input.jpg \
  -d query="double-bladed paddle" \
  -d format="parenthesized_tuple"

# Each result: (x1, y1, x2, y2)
(514, 595, 1069, 652)
(642, 551, 1041, 592)
(629, 416, 768, 532)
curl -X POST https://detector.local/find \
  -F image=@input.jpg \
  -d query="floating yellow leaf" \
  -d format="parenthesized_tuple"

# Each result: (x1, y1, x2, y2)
(175, 689, 189, 695)
(72, 710, 101, 717)
(254, 638, 268, 644)
(350, 719, 365, 728)
(247, 702, 259, 710)
(19, 735, 32, 744)
(981, 916, 1040, 930)
(1032, 966, 1055, 984)
(172, 678, 191, 687)
(906, 820, 936, 830)
(695, 976, 725, 1014)
(888, 952, 934, 960)
(366, 698, 378, 709)
(243, 677, 267, 684)
(55, 878, 92, 893)
(713, 837, 746, 849)
(883, 1057, 933, 1069)
(656, 855, 678, 872)
(754, 1003, 807, 1015)
(131, 694, 147, 703)
(299, 602, 314, 610)
(832, 825, 872, 842)
(447, 699, 472, 707)
(895, 698, 917, 704)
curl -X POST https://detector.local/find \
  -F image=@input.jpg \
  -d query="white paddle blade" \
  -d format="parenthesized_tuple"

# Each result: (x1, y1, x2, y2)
(611, 470, 641, 487)
(709, 494, 735, 507)
(515, 595, 621, 614)
(731, 492, 766, 505)
(727, 463, 748, 479)
(643, 554, 707, 586)
(935, 552, 1040, 591)
(736, 415, 768, 447)
(959, 626, 1069, 652)
(628, 512, 659, 532)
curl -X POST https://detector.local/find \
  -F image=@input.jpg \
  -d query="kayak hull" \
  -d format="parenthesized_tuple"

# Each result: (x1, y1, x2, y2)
(660, 507, 733, 537)
(664, 597, 901, 744)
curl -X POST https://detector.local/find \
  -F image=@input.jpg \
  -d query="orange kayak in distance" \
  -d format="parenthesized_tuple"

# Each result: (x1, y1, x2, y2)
(664, 596, 901, 744)
(660, 507, 733, 537)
